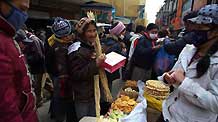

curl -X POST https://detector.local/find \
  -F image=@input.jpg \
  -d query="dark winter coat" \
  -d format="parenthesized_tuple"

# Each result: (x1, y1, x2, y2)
(0, 16, 38, 122)
(68, 40, 99, 102)
(131, 32, 159, 70)
(164, 37, 187, 57)
(24, 35, 45, 74)
(47, 35, 73, 98)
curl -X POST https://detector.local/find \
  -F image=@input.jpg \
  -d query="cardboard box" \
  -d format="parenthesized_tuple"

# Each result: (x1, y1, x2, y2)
(102, 52, 126, 73)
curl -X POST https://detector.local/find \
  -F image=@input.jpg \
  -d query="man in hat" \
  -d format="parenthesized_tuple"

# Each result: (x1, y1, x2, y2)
(47, 17, 77, 122)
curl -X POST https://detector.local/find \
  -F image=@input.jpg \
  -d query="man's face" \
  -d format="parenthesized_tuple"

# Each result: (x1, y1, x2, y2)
(148, 28, 158, 35)
(1, 0, 29, 15)
(62, 34, 73, 43)
(12, 0, 29, 12)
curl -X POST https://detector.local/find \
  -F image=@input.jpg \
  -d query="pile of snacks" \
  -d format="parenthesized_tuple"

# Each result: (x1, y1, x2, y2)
(144, 80, 170, 100)
(111, 95, 137, 113)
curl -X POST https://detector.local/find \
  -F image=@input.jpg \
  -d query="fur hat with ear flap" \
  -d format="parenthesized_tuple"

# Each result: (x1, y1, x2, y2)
(188, 4, 218, 25)
(51, 17, 72, 38)
(75, 17, 93, 34)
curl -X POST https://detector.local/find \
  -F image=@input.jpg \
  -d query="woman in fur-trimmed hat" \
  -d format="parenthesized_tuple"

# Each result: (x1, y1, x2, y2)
(68, 17, 106, 120)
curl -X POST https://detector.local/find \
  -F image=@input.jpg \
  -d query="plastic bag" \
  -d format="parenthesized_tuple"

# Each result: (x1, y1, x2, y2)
(143, 93, 162, 112)
(119, 81, 147, 122)
(154, 46, 175, 76)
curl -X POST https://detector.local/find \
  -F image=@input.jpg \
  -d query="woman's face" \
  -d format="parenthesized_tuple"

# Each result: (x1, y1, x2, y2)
(84, 24, 97, 44)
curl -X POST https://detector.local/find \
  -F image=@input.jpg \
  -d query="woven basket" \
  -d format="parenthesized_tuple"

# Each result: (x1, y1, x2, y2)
(119, 86, 139, 100)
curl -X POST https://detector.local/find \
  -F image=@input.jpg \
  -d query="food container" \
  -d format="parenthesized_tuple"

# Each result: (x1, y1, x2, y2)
(120, 86, 139, 100)
(101, 52, 126, 73)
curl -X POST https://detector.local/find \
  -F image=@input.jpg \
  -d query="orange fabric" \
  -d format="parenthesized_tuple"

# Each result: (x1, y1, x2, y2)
(176, 0, 183, 17)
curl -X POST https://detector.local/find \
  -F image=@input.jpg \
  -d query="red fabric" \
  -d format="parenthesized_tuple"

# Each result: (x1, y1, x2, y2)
(59, 78, 65, 97)
(151, 41, 155, 47)
(133, 39, 139, 48)
(0, 17, 38, 122)
(144, 32, 156, 47)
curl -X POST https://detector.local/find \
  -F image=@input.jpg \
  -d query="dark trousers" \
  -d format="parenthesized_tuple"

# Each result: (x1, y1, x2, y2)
(50, 98, 77, 122)
(49, 75, 77, 122)
(74, 100, 96, 121)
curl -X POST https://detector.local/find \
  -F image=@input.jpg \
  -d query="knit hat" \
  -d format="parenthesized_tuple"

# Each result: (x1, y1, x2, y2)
(51, 17, 72, 38)
(109, 21, 126, 36)
(75, 17, 93, 34)
(188, 4, 218, 25)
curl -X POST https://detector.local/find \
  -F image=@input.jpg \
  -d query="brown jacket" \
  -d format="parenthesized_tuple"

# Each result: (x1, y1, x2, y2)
(68, 40, 99, 102)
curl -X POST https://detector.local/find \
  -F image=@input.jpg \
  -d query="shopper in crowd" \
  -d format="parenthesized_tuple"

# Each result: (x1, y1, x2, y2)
(68, 17, 106, 120)
(130, 23, 160, 81)
(24, 30, 46, 107)
(164, 11, 198, 57)
(178, 11, 199, 38)
(158, 4, 218, 122)
(47, 17, 77, 122)
(152, 29, 175, 77)
(124, 22, 134, 51)
(0, 0, 38, 121)
(101, 21, 127, 89)
(15, 29, 34, 53)
(128, 25, 145, 63)
(124, 25, 145, 80)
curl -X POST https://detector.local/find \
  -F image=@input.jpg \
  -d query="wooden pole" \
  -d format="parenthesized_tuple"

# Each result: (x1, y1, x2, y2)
(94, 34, 113, 102)
(94, 75, 100, 122)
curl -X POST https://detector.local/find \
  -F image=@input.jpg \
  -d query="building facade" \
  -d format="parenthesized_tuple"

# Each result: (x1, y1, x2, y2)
(156, 0, 218, 30)
(95, 0, 148, 26)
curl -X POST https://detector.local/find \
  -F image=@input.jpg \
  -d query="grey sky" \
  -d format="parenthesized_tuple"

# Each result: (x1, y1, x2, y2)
(146, 0, 165, 23)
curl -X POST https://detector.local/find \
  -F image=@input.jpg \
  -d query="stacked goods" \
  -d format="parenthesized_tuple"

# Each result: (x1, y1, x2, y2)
(144, 80, 170, 100)
(111, 95, 137, 113)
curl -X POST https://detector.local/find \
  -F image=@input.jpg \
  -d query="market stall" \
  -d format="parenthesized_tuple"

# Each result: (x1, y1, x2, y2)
(79, 80, 170, 122)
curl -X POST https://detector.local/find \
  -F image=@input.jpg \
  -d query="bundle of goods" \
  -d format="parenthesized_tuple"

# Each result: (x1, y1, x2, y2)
(144, 80, 170, 100)
(111, 95, 138, 113)
(120, 80, 139, 99)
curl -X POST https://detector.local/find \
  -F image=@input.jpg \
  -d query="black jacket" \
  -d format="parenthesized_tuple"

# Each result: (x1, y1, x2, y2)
(46, 35, 73, 98)
(164, 37, 187, 57)
(131, 32, 159, 70)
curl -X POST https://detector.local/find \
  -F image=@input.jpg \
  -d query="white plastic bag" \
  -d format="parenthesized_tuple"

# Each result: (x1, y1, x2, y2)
(119, 81, 147, 122)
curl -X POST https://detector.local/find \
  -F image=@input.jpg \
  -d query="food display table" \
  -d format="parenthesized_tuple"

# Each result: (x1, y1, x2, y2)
(80, 80, 168, 122)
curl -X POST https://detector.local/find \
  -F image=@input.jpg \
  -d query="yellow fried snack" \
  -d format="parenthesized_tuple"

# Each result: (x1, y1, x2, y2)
(111, 95, 138, 113)
(120, 95, 130, 101)
(127, 99, 137, 106)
